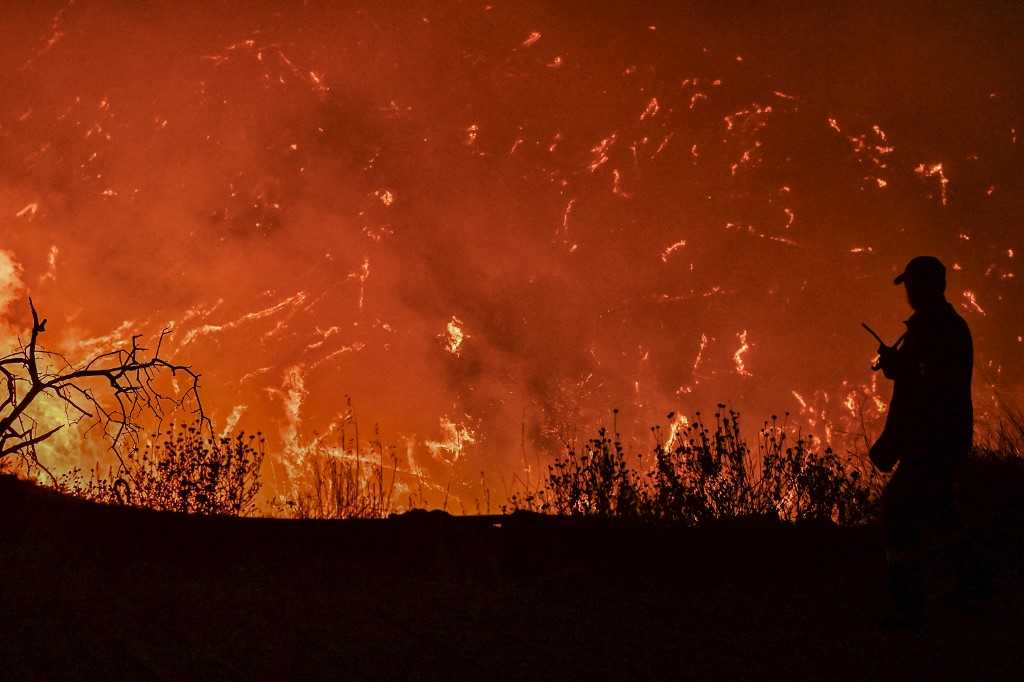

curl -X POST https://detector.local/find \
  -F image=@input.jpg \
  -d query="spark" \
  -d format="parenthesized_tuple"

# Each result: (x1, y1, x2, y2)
(915, 162, 950, 206)
(588, 133, 617, 172)
(548, 132, 563, 153)
(611, 168, 632, 198)
(783, 208, 795, 228)
(16, 203, 39, 220)
(961, 290, 986, 315)
(557, 198, 576, 242)
(843, 392, 857, 418)
(239, 367, 274, 384)
(181, 291, 308, 345)
(654, 133, 674, 156)
(76, 320, 137, 352)
(39, 245, 59, 283)
(220, 405, 249, 437)
(521, 31, 542, 48)
(309, 342, 366, 369)
(306, 326, 341, 350)
(23, 0, 75, 69)
(693, 333, 709, 372)
(640, 97, 660, 121)
(791, 391, 807, 409)
(660, 239, 687, 263)
(734, 330, 753, 377)
(348, 257, 371, 309)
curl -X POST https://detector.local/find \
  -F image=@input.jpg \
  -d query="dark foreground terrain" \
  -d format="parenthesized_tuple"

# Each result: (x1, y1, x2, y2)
(2, 474, 1022, 681)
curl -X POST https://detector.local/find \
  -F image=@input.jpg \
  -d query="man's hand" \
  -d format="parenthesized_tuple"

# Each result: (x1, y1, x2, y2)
(875, 343, 901, 377)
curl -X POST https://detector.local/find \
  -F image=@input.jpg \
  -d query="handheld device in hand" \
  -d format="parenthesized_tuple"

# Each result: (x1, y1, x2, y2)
(861, 322, 884, 346)
(862, 322, 905, 371)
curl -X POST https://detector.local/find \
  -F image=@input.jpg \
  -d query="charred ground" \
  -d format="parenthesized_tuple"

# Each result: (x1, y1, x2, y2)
(2, 468, 1023, 681)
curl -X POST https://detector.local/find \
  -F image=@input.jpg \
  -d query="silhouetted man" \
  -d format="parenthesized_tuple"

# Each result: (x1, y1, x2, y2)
(869, 255, 973, 626)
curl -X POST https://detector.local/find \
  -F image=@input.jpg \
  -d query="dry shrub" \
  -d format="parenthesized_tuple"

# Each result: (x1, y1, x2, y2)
(59, 421, 264, 517)
(511, 407, 882, 525)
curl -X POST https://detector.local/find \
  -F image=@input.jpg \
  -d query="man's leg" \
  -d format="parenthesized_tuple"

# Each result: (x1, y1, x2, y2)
(882, 472, 926, 626)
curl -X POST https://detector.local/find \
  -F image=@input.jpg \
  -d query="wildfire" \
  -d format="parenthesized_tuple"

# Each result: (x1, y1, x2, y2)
(663, 412, 690, 450)
(441, 316, 468, 356)
(425, 416, 476, 465)
(2, 2, 1018, 512)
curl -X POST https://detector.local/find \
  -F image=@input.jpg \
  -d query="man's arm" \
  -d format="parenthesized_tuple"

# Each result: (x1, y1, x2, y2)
(877, 341, 911, 380)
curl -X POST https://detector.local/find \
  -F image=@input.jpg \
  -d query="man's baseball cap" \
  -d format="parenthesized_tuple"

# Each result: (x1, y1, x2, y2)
(894, 255, 946, 286)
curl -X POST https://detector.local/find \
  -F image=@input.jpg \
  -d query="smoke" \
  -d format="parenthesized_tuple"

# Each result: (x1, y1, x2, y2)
(0, 249, 24, 317)
(1, 1, 1022, 502)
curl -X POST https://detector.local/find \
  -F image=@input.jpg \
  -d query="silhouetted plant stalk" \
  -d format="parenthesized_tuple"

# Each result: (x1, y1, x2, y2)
(509, 406, 883, 525)
(273, 420, 399, 520)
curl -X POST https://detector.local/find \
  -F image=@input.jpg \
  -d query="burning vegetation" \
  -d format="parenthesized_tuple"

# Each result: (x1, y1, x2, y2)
(1, 2, 1023, 512)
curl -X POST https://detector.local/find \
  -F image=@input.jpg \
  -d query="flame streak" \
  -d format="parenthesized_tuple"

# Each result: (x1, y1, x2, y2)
(734, 330, 753, 377)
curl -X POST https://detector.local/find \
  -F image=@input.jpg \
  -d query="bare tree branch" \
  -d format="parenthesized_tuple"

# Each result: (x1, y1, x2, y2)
(0, 299, 207, 475)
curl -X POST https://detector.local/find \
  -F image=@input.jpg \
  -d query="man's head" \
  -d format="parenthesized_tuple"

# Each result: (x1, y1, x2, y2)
(894, 255, 946, 310)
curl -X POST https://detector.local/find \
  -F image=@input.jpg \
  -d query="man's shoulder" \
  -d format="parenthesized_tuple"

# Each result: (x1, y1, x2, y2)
(938, 305, 973, 355)
(907, 304, 972, 348)
(946, 305, 972, 337)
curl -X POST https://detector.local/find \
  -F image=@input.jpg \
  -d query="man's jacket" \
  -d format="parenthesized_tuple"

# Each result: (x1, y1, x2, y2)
(871, 301, 973, 472)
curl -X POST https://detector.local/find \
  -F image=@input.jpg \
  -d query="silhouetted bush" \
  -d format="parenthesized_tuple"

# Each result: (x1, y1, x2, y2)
(758, 415, 879, 525)
(58, 421, 264, 516)
(542, 427, 648, 518)
(511, 407, 883, 525)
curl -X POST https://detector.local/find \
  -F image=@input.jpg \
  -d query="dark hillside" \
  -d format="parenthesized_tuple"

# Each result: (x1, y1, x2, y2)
(1, 474, 1022, 681)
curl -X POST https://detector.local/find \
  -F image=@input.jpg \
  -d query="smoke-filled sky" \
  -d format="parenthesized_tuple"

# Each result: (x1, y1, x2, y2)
(2, 1, 1022, 504)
